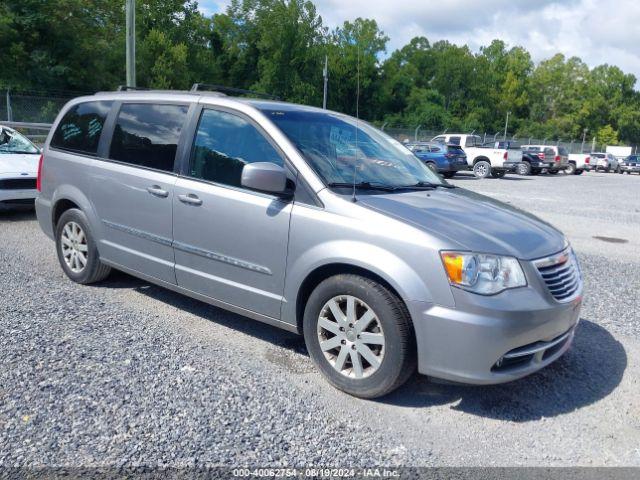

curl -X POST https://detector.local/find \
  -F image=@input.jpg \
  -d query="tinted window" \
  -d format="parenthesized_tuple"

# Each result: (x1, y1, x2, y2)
(189, 109, 283, 188)
(449, 136, 461, 146)
(558, 147, 569, 155)
(109, 103, 188, 172)
(544, 148, 556, 157)
(51, 101, 111, 155)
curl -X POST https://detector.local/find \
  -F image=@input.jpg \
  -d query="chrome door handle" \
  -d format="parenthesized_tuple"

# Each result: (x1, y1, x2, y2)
(147, 185, 169, 198)
(178, 193, 203, 206)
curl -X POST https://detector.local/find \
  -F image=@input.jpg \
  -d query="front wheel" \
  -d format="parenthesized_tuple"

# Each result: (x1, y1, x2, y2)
(303, 274, 416, 399)
(473, 160, 491, 178)
(55, 208, 111, 284)
(566, 162, 576, 175)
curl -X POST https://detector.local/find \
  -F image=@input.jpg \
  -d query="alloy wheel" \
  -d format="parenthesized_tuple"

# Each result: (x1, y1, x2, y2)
(317, 295, 385, 379)
(60, 221, 88, 273)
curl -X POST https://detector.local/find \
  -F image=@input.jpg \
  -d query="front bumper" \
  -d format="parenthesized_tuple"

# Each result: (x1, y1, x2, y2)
(408, 263, 582, 384)
(621, 165, 640, 173)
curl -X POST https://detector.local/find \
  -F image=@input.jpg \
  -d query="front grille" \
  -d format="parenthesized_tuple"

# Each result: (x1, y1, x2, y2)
(533, 248, 581, 302)
(492, 327, 574, 372)
(0, 178, 37, 190)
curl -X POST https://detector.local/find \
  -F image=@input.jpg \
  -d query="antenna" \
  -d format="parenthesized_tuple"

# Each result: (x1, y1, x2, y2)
(351, 29, 361, 203)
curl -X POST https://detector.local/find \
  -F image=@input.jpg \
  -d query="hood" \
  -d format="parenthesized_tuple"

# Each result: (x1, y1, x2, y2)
(356, 187, 566, 260)
(0, 153, 40, 176)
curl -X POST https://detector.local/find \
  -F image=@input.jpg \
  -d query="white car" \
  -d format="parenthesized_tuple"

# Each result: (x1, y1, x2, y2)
(590, 152, 620, 173)
(431, 134, 511, 178)
(0, 126, 41, 209)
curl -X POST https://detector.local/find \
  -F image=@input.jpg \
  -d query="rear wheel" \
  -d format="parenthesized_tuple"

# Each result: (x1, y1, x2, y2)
(425, 162, 437, 174)
(303, 274, 416, 399)
(55, 209, 111, 284)
(575, 169, 584, 175)
(473, 160, 491, 178)
(566, 162, 576, 175)
(616, 166, 622, 174)
(531, 168, 541, 175)
(491, 170, 506, 178)
(516, 162, 531, 176)
(442, 172, 455, 179)
(548, 169, 559, 175)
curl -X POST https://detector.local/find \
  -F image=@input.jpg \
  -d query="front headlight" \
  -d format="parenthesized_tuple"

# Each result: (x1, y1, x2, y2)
(440, 251, 526, 295)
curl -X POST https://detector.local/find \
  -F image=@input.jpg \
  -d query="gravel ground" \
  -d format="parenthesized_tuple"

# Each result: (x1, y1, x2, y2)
(1, 170, 639, 468)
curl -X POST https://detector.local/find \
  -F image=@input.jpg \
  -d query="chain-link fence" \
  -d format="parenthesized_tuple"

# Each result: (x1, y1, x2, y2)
(378, 125, 638, 155)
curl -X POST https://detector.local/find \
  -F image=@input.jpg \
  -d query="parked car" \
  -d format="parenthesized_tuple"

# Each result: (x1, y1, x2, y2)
(619, 154, 640, 174)
(521, 145, 569, 174)
(567, 153, 590, 175)
(589, 152, 620, 173)
(405, 142, 468, 178)
(431, 134, 512, 178)
(36, 89, 583, 398)
(0, 125, 42, 210)
(485, 140, 538, 176)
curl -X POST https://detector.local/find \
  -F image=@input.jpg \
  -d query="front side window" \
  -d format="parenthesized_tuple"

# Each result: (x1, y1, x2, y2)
(51, 101, 111, 155)
(260, 108, 443, 188)
(109, 103, 189, 172)
(0, 128, 39, 154)
(189, 109, 283, 188)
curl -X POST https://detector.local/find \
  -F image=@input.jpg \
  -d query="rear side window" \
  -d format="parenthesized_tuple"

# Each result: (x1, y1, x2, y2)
(558, 147, 569, 155)
(189, 108, 283, 188)
(51, 101, 112, 155)
(109, 103, 189, 172)
(449, 136, 461, 146)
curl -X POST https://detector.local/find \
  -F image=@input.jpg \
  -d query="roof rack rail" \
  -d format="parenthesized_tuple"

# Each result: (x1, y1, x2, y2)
(116, 85, 151, 91)
(190, 83, 279, 100)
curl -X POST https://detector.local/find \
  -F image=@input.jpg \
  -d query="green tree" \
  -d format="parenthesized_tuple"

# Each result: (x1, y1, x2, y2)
(596, 124, 619, 146)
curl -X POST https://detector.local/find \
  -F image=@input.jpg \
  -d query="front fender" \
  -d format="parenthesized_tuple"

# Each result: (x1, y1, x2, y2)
(281, 239, 438, 326)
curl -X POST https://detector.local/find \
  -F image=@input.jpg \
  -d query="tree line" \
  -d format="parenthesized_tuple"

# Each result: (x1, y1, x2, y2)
(1, 0, 639, 145)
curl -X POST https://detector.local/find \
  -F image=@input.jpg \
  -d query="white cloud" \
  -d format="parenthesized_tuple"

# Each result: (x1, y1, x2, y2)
(200, 0, 640, 82)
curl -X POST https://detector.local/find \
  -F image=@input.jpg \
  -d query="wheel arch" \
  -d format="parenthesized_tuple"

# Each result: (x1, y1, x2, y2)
(294, 263, 410, 335)
(473, 156, 491, 165)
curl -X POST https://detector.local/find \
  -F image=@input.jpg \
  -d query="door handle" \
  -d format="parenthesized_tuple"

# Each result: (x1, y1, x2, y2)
(147, 185, 169, 198)
(178, 193, 203, 206)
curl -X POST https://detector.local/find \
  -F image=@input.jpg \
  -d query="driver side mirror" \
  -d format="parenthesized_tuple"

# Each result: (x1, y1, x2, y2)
(241, 162, 293, 197)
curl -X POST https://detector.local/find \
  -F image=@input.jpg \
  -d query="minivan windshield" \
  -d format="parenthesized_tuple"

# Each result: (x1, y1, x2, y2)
(260, 108, 444, 188)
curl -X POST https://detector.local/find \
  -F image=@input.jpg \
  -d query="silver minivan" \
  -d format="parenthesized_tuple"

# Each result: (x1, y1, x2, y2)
(36, 88, 583, 398)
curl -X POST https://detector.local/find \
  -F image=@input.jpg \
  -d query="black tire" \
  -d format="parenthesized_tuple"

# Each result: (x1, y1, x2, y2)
(566, 162, 576, 175)
(303, 274, 416, 399)
(426, 162, 437, 173)
(473, 160, 491, 178)
(531, 168, 541, 175)
(55, 208, 111, 284)
(605, 167, 610, 173)
(548, 169, 559, 175)
(575, 169, 584, 175)
(491, 169, 506, 178)
(516, 162, 531, 176)
(442, 172, 455, 179)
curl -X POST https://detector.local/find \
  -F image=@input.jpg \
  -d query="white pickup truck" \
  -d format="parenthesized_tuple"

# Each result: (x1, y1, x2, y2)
(431, 134, 512, 178)
(567, 153, 590, 174)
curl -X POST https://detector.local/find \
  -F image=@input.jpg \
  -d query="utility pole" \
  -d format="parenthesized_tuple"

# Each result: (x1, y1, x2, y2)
(126, 0, 136, 87)
(580, 128, 588, 153)
(322, 55, 328, 109)
(503, 111, 510, 141)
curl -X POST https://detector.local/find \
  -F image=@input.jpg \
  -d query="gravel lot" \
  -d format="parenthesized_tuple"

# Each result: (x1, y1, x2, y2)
(1, 170, 639, 468)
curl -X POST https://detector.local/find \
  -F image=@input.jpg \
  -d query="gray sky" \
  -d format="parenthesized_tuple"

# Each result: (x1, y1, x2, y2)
(199, 0, 640, 81)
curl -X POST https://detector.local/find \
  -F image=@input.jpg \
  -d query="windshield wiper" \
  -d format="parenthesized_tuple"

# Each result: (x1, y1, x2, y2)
(326, 181, 399, 192)
(403, 181, 456, 189)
